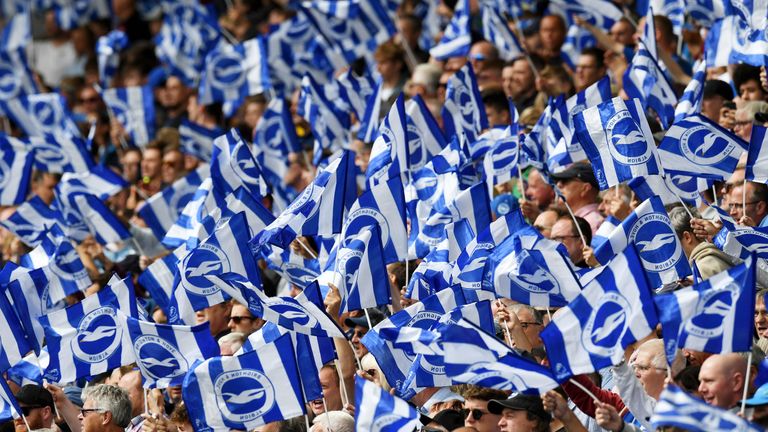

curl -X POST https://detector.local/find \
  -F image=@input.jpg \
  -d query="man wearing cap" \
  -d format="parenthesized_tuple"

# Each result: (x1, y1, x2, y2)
(488, 394, 551, 432)
(344, 308, 386, 360)
(742, 381, 768, 427)
(14, 385, 56, 431)
(550, 162, 604, 234)
(701, 80, 734, 123)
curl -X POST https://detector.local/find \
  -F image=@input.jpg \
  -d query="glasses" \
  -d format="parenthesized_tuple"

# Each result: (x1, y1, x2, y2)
(632, 364, 666, 373)
(463, 408, 486, 420)
(80, 408, 106, 417)
(727, 202, 759, 211)
(551, 235, 579, 242)
(20, 406, 43, 416)
(229, 316, 253, 324)
(519, 322, 542, 329)
(734, 120, 753, 127)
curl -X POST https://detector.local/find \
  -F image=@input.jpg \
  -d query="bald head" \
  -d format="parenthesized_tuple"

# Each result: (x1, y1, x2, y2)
(698, 353, 748, 409)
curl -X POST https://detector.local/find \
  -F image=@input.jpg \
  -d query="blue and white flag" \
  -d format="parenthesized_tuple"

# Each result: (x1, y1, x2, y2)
(520, 106, 551, 170)
(0, 12, 30, 51)
(366, 94, 408, 185)
(746, 125, 768, 183)
(541, 247, 659, 381)
(298, 74, 350, 156)
(162, 178, 215, 249)
(404, 95, 448, 170)
(0, 196, 58, 247)
(673, 59, 707, 123)
(138, 246, 185, 313)
(261, 244, 320, 290)
(57, 165, 127, 201)
(441, 319, 560, 393)
(343, 175, 407, 263)
(0, 377, 21, 423)
(20, 235, 92, 304)
(0, 49, 37, 105)
(211, 128, 269, 199)
(179, 119, 222, 163)
(0, 287, 31, 373)
(560, 24, 597, 70)
(548, 0, 623, 29)
(623, 46, 677, 129)
(729, 18, 768, 66)
(5, 351, 43, 387)
(355, 376, 420, 432)
(96, 30, 128, 88)
(703, 17, 737, 67)
(337, 68, 377, 123)
(443, 63, 488, 145)
(629, 174, 711, 208)
(168, 212, 261, 324)
(481, 4, 524, 61)
(53, 192, 131, 245)
(182, 333, 305, 432)
(332, 225, 390, 313)
(52, 0, 111, 31)
(27, 133, 93, 174)
(651, 385, 763, 432)
(658, 114, 748, 180)
(654, 257, 755, 363)
(253, 97, 301, 156)
(591, 215, 621, 250)
(0, 133, 32, 205)
(574, 97, 662, 190)
(199, 37, 270, 117)
(100, 86, 156, 147)
(725, 0, 768, 31)
(429, 0, 471, 59)
(483, 226, 582, 307)
(482, 130, 519, 197)
(594, 196, 691, 287)
(125, 317, 219, 389)
(139, 165, 210, 241)
(0, 93, 81, 138)
(686, 0, 725, 26)
(40, 275, 139, 383)
(711, 206, 768, 259)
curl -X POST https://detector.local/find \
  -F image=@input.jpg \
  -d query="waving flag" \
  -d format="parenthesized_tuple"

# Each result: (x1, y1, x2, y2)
(0, 133, 32, 205)
(658, 114, 748, 180)
(686, 0, 725, 26)
(481, 4, 524, 61)
(139, 165, 210, 241)
(483, 226, 582, 307)
(0, 49, 37, 105)
(443, 63, 488, 145)
(261, 243, 320, 290)
(168, 212, 260, 324)
(0, 377, 21, 423)
(405, 95, 448, 169)
(429, 0, 471, 59)
(548, 0, 623, 29)
(337, 68, 378, 123)
(199, 37, 270, 117)
(541, 247, 659, 381)
(5, 351, 43, 387)
(53, 192, 130, 245)
(26, 133, 93, 174)
(332, 225, 390, 313)
(482, 129, 519, 196)
(179, 119, 223, 163)
(52, 0, 111, 30)
(366, 94, 408, 185)
(20, 235, 92, 304)
(212, 128, 269, 199)
(673, 59, 707, 123)
(0, 288, 32, 373)
(654, 257, 755, 364)
(96, 30, 128, 88)
(629, 174, 711, 208)
(725, 0, 768, 31)
(623, 46, 677, 129)
(729, 19, 768, 66)
(651, 385, 762, 432)
(560, 24, 597, 70)
(162, 178, 215, 249)
(520, 106, 551, 170)
(355, 376, 420, 432)
(40, 276, 139, 383)
(0, 12, 30, 52)
(441, 319, 560, 393)
(101, 86, 156, 147)
(703, 16, 737, 67)
(712, 206, 768, 259)
(0, 196, 58, 247)
(183, 333, 305, 432)
(57, 166, 127, 201)
(0, 93, 81, 138)
(126, 317, 219, 388)
(746, 125, 768, 183)
(138, 246, 185, 312)
(574, 97, 662, 189)
(298, 74, 350, 156)
(253, 98, 301, 156)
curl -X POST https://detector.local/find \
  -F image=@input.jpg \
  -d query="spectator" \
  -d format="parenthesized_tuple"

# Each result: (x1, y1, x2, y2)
(734, 101, 768, 141)
(408, 63, 443, 101)
(469, 41, 500, 75)
(482, 88, 512, 127)
(461, 387, 508, 432)
(668, 206, 733, 281)
(701, 80, 735, 123)
(734, 64, 768, 102)
(538, 15, 567, 61)
(397, 14, 430, 66)
(228, 301, 265, 336)
(728, 181, 768, 226)
(502, 57, 539, 112)
(198, 301, 233, 341)
(309, 364, 344, 416)
(79, 384, 132, 432)
(574, 47, 607, 92)
(551, 216, 592, 266)
(344, 308, 385, 359)
(521, 169, 555, 222)
(488, 394, 551, 432)
(374, 41, 408, 115)
(118, 370, 145, 431)
(550, 162, 604, 232)
(310, 410, 355, 432)
(218, 331, 245, 355)
(14, 385, 56, 431)
(698, 353, 749, 409)
(532, 207, 564, 238)
(138, 143, 164, 197)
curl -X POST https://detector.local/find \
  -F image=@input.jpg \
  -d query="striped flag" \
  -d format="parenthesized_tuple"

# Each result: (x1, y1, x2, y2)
(96, 30, 128, 88)
(0, 285, 32, 373)
(651, 385, 762, 431)
(429, 0, 471, 59)
(138, 246, 186, 312)
(101, 86, 156, 147)
(548, 0, 623, 30)
(57, 165, 127, 200)
(366, 94, 408, 185)
(623, 46, 677, 129)
(139, 165, 210, 241)
(0, 196, 58, 247)
(0, 93, 81, 138)
(442, 63, 488, 145)
(26, 133, 93, 174)
(20, 234, 92, 304)
(53, 192, 131, 245)
(481, 4, 524, 61)
(673, 59, 707, 123)
(179, 119, 222, 163)
(0, 377, 21, 423)
(0, 132, 33, 205)
(252, 98, 301, 156)
(746, 125, 768, 183)
(355, 376, 420, 432)
(332, 224, 390, 313)
(182, 333, 305, 431)
(405, 95, 448, 170)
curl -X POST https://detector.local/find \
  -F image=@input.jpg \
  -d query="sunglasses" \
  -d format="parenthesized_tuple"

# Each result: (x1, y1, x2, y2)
(80, 408, 106, 417)
(229, 316, 253, 324)
(464, 408, 486, 420)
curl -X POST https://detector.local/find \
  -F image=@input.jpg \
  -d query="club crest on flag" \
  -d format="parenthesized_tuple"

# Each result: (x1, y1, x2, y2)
(684, 282, 740, 339)
(462, 361, 537, 391)
(406, 122, 429, 170)
(667, 174, 703, 203)
(336, 248, 362, 293)
(402, 311, 446, 375)
(71, 306, 122, 364)
(181, 244, 230, 297)
(214, 369, 276, 422)
(207, 50, 246, 90)
(344, 208, 391, 251)
(258, 299, 318, 328)
(580, 292, 631, 357)
(133, 335, 188, 382)
(503, 249, 562, 296)
(0, 63, 19, 99)
(605, 109, 653, 166)
(629, 214, 683, 273)
(679, 126, 734, 166)
(28, 137, 67, 167)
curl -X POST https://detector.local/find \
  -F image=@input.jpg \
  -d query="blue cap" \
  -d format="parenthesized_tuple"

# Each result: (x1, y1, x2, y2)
(146, 67, 169, 88)
(491, 193, 519, 217)
(742, 382, 768, 406)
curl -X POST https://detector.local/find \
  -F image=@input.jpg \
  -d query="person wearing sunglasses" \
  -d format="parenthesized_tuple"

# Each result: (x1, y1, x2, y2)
(14, 385, 56, 432)
(227, 301, 264, 336)
(79, 384, 132, 432)
(462, 386, 508, 432)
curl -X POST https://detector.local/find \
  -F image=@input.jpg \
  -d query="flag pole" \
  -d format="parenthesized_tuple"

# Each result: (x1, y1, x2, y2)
(403, 170, 413, 300)
(19, 410, 31, 432)
(334, 360, 350, 406)
(741, 351, 753, 416)
(743, 181, 748, 221)
(567, 378, 601, 404)
(348, 339, 363, 370)
(502, 319, 514, 347)
(559, 194, 587, 247)
(304, 415, 311, 431)
(296, 238, 318, 260)
(672, 192, 695, 220)
(516, 163, 526, 204)
(712, 184, 718, 207)
(144, 387, 148, 415)
(364, 308, 374, 330)
(43, 379, 61, 420)
(322, 399, 335, 432)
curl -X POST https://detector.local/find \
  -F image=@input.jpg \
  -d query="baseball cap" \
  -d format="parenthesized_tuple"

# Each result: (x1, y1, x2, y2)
(15, 385, 54, 410)
(703, 79, 735, 101)
(344, 308, 386, 329)
(487, 394, 552, 423)
(420, 409, 466, 431)
(549, 161, 599, 189)
(491, 193, 519, 217)
(742, 382, 768, 406)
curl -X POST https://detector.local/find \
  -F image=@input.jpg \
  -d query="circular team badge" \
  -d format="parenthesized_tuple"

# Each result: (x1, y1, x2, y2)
(629, 213, 682, 273)
(181, 244, 230, 296)
(684, 283, 740, 339)
(134, 335, 188, 382)
(679, 125, 733, 166)
(215, 369, 276, 423)
(606, 110, 652, 166)
(72, 307, 122, 364)
(207, 50, 245, 90)
(581, 292, 631, 357)
(504, 249, 561, 296)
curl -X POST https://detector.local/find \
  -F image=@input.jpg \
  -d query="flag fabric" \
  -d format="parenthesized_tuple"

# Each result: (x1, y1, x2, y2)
(623, 46, 677, 129)
(211, 128, 269, 199)
(0, 195, 58, 247)
(673, 59, 707, 123)
(0, 93, 81, 138)
(658, 114, 748, 180)
(356, 80, 383, 144)
(20, 235, 92, 304)
(429, 0, 471, 59)
(481, 4, 524, 61)
(628, 174, 711, 208)
(366, 94, 409, 185)
(39, 275, 139, 383)
(593, 196, 691, 287)
(729, 19, 768, 66)
(100, 86, 156, 147)
(199, 37, 271, 117)
(725, 0, 768, 31)
(0, 377, 21, 423)
(54, 193, 131, 245)
(440, 319, 560, 393)
(57, 165, 127, 201)
(332, 225, 391, 313)
(746, 125, 768, 183)
(703, 16, 737, 67)
(482, 128, 519, 197)
(591, 215, 621, 250)
(712, 206, 768, 259)
(574, 97, 662, 189)
(0, 49, 37, 105)
(560, 24, 597, 70)
(182, 333, 305, 432)
(0, 133, 32, 205)
(0, 287, 32, 373)
(404, 95, 448, 170)
(686, 0, 726, 26)
(337, 68, 378, 124)
(162, 178, 214, 249)
(139, 165, 210, 241)
(138, 246, 186, 313)
(260, 244, 320, 290)
(541, 247, 659, 381)
(52, 0, 111, 31)
(298, 74, 351, 157)
(96, 30, 128, 88)
(5, 351, 43, 387)
(179, 119, 223, 163)
(0, 12, 30, 52)
(26, 133, 93, 174)
(482, 226, 582, 307)
(442, 63, 488, 145)
(168, 212, 261, 325)
(520, 105, 551, 170)
(655, 257, 755, 362)
(125, 317, 219, 389)
(651, 385, 763, 432)
(548, 0, 623, 29)
(355, 376, 420, 432)
(252, 98, 301, 156)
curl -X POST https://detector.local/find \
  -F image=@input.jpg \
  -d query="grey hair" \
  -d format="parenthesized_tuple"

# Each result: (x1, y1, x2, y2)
(509, 304, 543, 324)
(82, 384, 132, 428)
(739, 101, 768, 122)
(667, 205, 700, 239)
(310, 410, 355, 432)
